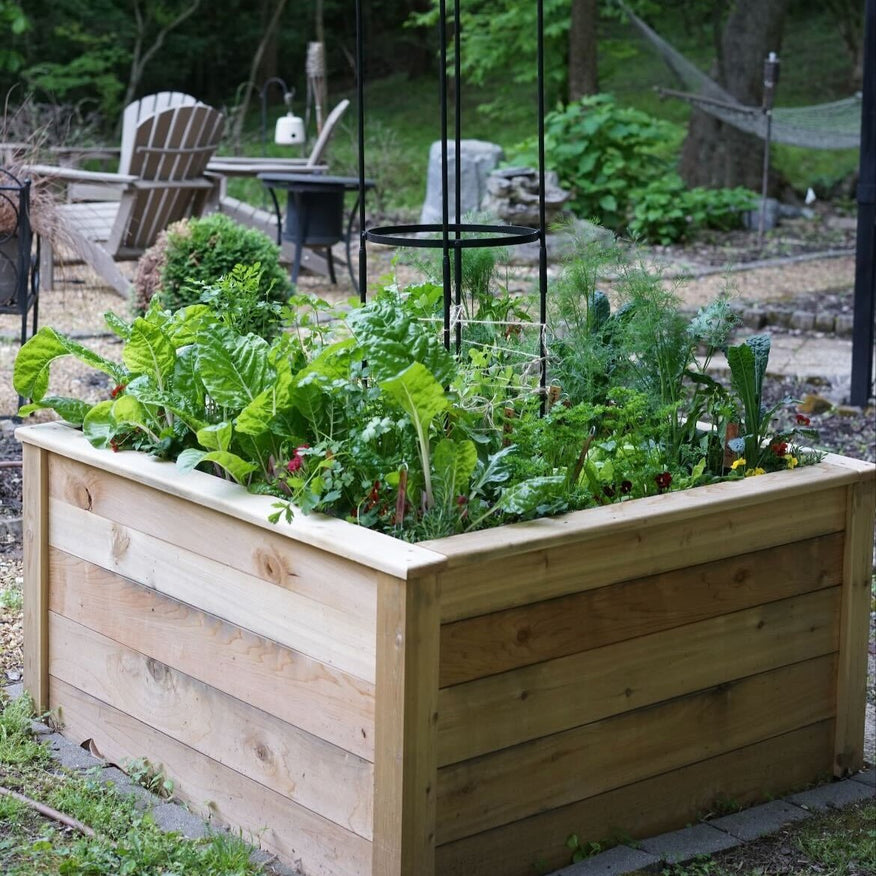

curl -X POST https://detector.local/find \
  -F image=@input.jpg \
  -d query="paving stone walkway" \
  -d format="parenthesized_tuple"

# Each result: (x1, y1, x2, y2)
(549, 768, 875, 875)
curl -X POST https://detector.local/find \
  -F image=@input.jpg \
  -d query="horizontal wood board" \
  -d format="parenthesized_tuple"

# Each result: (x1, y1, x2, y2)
(52, 678, 372, 876)
(48, 612, 375, 840)
(20, 423, 446, 579)
(440, 533, 844, 686)
(437, 586, 840, 765)
(48, 497, 376, 683)
(436, 655, 837, 843)
(48, 455, 379, 622)
(48, 548, 375, 760)
(435, 720, 836, 876)
(432, 481, 851, 622)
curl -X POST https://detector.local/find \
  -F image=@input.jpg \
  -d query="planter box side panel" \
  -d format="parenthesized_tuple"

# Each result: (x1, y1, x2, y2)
(47, 454, 379, 682)
(53, 677, 373, 876)
(437, 480, 849, 622)
(435, 720, 835, 876)
(433, 483, 859, 873)
(40, 450, 380, 875)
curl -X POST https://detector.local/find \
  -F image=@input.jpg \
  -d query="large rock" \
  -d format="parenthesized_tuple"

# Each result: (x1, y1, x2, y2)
(481, 166, 571, 227)
(419, 140, 504, 225)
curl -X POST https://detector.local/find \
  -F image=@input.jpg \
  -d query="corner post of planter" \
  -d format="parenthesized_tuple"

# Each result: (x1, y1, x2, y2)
(833, 473, 876, 776)
(372, 569, 441, 876)
(21, 440, 50, 713)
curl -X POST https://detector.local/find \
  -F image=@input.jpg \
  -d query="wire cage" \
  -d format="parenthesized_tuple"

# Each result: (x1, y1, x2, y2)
(0, 167, 40, 347)
(354, 0, 549, 408)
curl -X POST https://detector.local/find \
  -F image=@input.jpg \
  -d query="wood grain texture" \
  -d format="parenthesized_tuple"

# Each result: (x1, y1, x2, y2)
(436, 655, 836, 843)
(440, 534, 843, 686)
(48, 498, 376, 682)
(19, 423, 446, 579)
(435, 721, 835, 876)
(434, 485, 848, 622)
(372, 573, 440, 876)
(48, 549, 375, 761)
(21, 443, 49, 712)
(834, 476, 876, 774)
(49, 454, 379, 622)
(52, 678, 372, 876)
(49, 613, 374, 839)
(438, 587, 840, 765)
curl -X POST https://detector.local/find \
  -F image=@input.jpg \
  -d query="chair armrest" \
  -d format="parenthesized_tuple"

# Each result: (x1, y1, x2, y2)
(129, 177, 218, 191)
(22, 163, 137, 186)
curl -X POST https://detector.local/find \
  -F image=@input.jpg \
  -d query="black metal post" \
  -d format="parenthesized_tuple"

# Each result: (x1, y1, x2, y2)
(851, 0, 876, 405)
(453, 0, 463, 355)
(537, 0, 548, 413)
(356, 0, 368, 303)
(439, 0, 452, 351)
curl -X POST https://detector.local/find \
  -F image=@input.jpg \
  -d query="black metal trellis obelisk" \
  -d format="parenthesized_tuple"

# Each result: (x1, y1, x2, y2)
(354, 0, 548, 408)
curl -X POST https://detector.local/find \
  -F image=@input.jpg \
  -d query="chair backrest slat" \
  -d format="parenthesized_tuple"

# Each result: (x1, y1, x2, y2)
(306, 99, 350, 167)
(110, 97, 224, 252)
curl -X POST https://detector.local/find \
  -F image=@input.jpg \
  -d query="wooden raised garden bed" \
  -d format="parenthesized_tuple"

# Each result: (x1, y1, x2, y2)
(19, 421, 876, 876)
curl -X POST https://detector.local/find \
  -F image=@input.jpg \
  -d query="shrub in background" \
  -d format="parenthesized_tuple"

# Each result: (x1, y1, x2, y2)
(511, 94, 756, 243)
(133, 212, 291, 316)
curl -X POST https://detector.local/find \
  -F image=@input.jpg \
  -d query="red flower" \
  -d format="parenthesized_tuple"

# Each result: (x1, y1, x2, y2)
(655, 472, 672, 490)
(286, 444, 309, 473)
(771, 441, 788, 456)
(795, 414, 811, 426)
(110, 383, 126, 398)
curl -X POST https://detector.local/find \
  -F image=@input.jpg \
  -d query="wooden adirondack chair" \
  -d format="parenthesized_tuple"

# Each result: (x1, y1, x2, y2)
(28, 94, 225, 297)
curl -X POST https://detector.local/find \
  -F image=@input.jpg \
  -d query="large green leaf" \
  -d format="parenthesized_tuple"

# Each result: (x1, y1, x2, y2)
(123, 318, 176, 382)
(348, 293, 455, 384)
(197, 422, 233, 452)
(81, 401, 117, 449)
(381, 362, 449, 508)
(433, 437, 477, 504)
(13, 327, 126, 401)
(176, 448, 257, 484)
(17, 396, 92, 425)
(380, 362, 449, 433)
(236, 363, 296, 437)
(195, 329, 272, 410)
(496, 475, 567, 516)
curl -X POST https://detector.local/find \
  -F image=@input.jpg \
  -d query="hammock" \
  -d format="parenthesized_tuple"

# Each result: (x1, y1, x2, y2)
(620, 1, 862, 150)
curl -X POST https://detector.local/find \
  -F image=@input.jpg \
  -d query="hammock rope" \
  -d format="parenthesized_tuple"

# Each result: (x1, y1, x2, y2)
(620, 1, 862, 150)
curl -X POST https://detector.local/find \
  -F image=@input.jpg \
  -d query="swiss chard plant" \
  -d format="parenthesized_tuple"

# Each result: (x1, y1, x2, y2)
(14, 241, 822, 542)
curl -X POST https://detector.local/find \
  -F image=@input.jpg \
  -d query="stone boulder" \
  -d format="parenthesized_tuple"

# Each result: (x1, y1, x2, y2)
(419, 140, 504, 225)
(481, 166, 571, 227)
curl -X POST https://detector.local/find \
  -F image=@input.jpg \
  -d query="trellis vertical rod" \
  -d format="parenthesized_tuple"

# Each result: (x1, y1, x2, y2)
(851, 0, 875, 406)
(537, 0, 548, 414)
(454, 0, 463, 355)
(439, 0, 451, 350)
(355, 0, 367, 303)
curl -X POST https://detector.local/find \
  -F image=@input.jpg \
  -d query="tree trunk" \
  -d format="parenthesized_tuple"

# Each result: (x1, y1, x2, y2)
(679, 0, 787, 191)
(568, 0, 599, 101)
(824, 0, 865, 89)
(229, 0, 289, 152)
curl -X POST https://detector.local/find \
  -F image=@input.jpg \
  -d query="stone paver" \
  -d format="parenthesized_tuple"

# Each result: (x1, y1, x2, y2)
(551, 844, 659, 875)
(849, 766, 875, 788)
(638, 823, 740, 864)
(709, 799, 812, 841)
(787, 779, 876, 812)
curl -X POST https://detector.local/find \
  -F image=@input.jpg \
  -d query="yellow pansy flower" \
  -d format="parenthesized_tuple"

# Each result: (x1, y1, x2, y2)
(730, 458, 746, 470)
